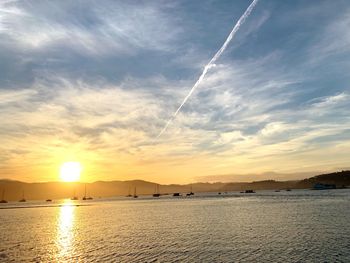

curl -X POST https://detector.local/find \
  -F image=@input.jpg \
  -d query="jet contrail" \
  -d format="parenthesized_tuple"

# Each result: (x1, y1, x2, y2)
(157, 0, 259, 138)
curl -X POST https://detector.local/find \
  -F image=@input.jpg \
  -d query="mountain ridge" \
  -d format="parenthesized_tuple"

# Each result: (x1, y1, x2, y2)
(0, 170, 349, 201)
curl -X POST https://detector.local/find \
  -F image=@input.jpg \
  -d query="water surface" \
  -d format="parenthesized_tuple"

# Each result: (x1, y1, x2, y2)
(0, 189, 349, 262)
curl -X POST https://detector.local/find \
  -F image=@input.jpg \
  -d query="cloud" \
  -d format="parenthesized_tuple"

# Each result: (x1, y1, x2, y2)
(0, 89, 37, 104)
(309, 92, 349, 109)
(313, 13, 350, 58)
(0, 0, 181, 55)
(0, 0, 350, 183)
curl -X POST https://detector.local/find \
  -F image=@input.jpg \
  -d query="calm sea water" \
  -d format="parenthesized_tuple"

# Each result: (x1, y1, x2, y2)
(0, 189, 349, 262)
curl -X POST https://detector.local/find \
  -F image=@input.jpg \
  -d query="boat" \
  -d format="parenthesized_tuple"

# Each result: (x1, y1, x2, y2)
(285, 189, 291, 192)
(275, 190, 281, 192)
(19, 190, 26, 202)
(244, 190, 255, 193)
(82, 184, 93, 200)
(313, 183, 336, 190)
(71, 189, 78, 200)
(187, 184, 194, 196)
(46, 199, 52, 202)
(173, 193, 181, 197)
(133, 187, 138, 198)
(126, 186, 132, 197)
(83, 184, 87, 200)
(0, 189, 8, 203)
(153, 184, 160, 197)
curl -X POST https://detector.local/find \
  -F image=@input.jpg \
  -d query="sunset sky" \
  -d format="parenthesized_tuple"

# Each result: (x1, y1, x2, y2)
(1, 0, 350, 184)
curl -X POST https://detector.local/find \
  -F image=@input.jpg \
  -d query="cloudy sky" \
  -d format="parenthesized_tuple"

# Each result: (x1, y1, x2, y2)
(1, 0, 349, 183)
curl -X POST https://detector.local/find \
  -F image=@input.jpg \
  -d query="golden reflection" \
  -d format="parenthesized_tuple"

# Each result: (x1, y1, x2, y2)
(56, 200, 76, 260)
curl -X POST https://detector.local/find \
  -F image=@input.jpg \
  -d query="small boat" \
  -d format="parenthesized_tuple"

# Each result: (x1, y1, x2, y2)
(46, 199, 52, 202)
(83, 184, 87, 200)
(218, 192, 221, 195)
(133, 187, 138, 198)
(0, 189, 8, 203)
(19, 190, 26, 202)
(275, 190, 280, 192)
(71, 189, 78, 200)
(82, 184, 93, 200)
(173, 193, 181, 197)
(126, 186, 132, 197)
(313, 183, 336, 190)
(285, 189, 291, 192)
(187, 184, 194, 196)
(153, 184, 160, 197)
(244, 190, 255, 193)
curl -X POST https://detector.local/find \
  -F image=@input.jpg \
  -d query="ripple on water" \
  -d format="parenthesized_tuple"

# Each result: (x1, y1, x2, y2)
(0, 190, 349, 262)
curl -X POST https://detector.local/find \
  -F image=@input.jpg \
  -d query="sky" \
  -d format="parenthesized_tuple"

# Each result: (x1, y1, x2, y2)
(0, 0, 350, 184)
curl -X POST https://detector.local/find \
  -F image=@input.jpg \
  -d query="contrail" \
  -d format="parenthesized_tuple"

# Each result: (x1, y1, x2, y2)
(157, 0, 259, 138)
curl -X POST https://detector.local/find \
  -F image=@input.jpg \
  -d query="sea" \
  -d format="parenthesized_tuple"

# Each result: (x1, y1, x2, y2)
(0, 189, 349, 262)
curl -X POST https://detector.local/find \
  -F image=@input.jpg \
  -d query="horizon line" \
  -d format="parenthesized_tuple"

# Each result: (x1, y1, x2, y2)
(0, 169, 348, 185)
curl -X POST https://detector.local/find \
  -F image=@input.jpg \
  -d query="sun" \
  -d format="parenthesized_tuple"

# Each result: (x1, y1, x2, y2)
(60, 162, 82, 182)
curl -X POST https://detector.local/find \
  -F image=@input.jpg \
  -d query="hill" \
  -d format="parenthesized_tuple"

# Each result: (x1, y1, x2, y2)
(0, 170, 349, 201)
(296, 170, 350, 188)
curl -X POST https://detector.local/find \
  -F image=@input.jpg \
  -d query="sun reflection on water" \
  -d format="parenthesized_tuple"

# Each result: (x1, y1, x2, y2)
(57, 200, 76, 260)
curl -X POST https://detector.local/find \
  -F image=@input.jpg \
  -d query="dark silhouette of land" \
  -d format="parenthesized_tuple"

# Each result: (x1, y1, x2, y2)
(0, 170, 349, 201)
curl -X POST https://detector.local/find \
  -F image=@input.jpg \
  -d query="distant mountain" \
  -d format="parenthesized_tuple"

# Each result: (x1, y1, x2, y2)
(223, 179, 298, 191)
(0, 170, 349, 201)
(296, 170, 350, 188)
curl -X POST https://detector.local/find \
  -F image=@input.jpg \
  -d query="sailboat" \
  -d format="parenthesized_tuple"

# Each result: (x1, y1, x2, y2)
(82, 184, 93, 200)
(133, 187, 138, 198)
(0, 189, 8, 203)
(153, 184, 160, 197)
(19, 190, 26, 202)
(71, 189, 78, 200)
(126, 186, 132, 197)
(186, 184, 194, 196)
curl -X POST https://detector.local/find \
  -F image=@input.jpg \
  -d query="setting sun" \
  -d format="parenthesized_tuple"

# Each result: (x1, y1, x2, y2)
(60, 162, 82, 182)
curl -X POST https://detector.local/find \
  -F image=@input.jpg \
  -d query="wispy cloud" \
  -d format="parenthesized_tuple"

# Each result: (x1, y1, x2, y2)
(0, 0, 350, 183)
(0, 0, 181, 54)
